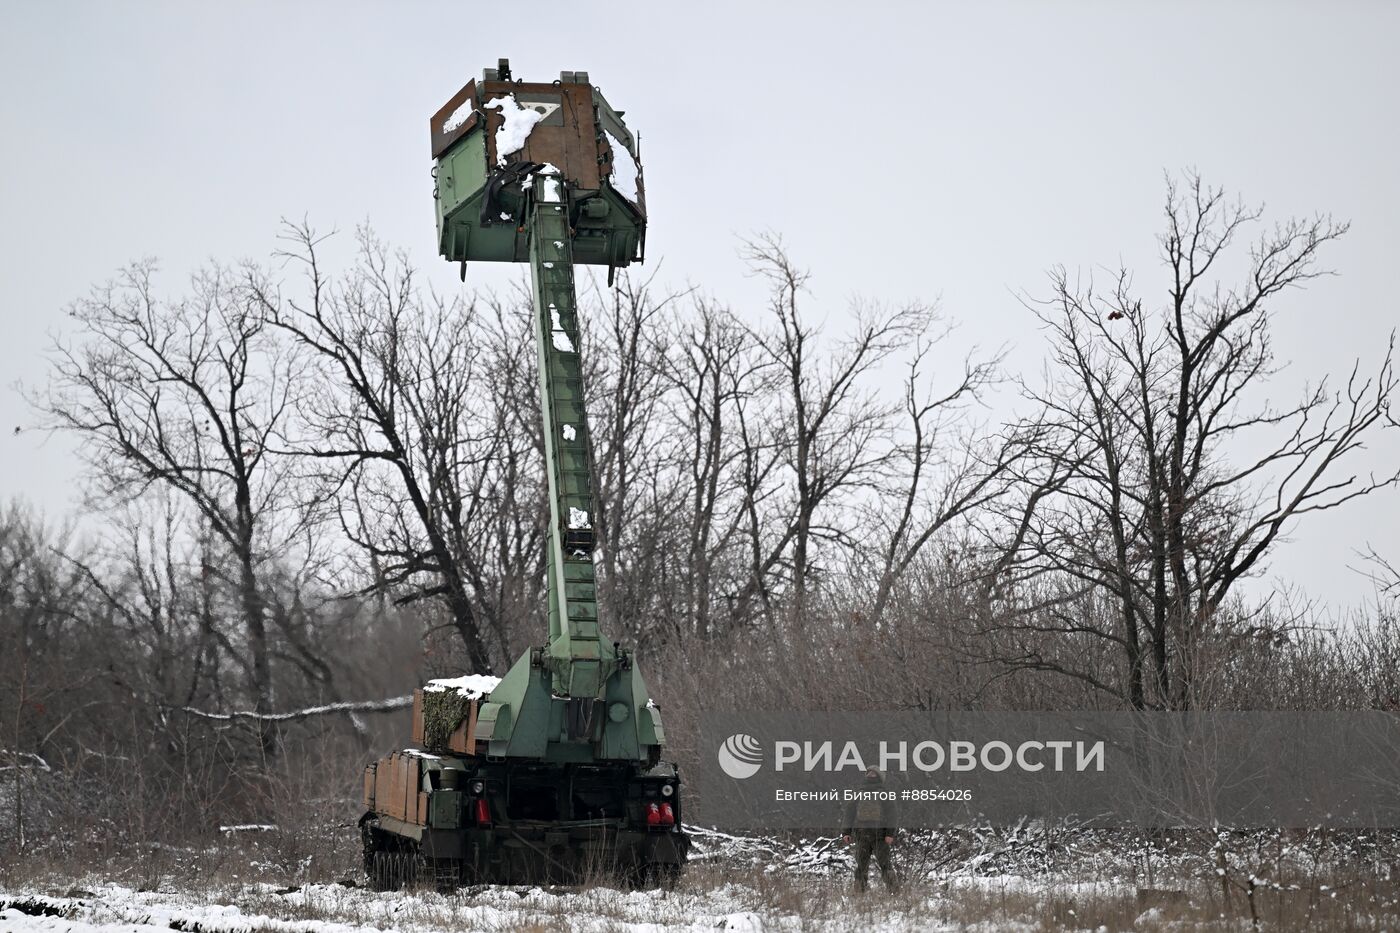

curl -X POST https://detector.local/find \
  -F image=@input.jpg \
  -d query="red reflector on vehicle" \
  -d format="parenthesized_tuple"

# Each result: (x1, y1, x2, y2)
(659, 802, 675, 826)
(645, 802, 661, 826)
(475, 798, 491, 827)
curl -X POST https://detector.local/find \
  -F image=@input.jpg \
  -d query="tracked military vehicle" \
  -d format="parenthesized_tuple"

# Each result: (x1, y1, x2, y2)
(358, 60, 688, 889)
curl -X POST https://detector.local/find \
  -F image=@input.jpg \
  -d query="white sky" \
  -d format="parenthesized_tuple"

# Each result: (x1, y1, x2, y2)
(2, 1, 1397, 612)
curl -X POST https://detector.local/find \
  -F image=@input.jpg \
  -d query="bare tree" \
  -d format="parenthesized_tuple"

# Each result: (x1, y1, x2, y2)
(0, 506, 99, 848)
(654, 295, 775, 637)
(258, 224, 539, 674)
(1358, 547, 1400, 602)
(34, 262, 303, 752)
(865, 334, 1013, 625)
(994, 172, 1399, 709)
(582, 269, 683, 641)
(741, 234, 934, 623)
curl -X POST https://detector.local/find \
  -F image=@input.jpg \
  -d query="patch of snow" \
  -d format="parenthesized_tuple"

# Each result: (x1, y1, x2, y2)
(0, 749, 50, 772)
(499, 211, 511, 221)
(0, 880, 814, 933)
(562, 424, 577, 441)
(441, 100, 474, 134)
(179, 696, 410, 722)
(218, 824, 277, 833)
(553, 240, 564, 249)
(483, 94, 545, 166)
(3, 908, 163, 932)
(569, 507, 591, 529)
(550, 307, 575, 353)
(606, 130, 641, 203)
(423, 674, 502, 698)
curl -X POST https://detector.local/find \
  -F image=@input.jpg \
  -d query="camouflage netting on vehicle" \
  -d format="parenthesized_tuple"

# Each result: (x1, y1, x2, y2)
(420, 690, 474, 750)
(419, 675, 500, 750)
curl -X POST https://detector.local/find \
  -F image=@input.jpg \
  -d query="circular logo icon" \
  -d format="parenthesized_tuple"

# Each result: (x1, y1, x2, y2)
(717, 733, 763, 780)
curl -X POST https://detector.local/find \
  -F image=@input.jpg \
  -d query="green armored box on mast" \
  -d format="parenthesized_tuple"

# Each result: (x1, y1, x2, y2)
(430, 59, 645, 275)
(358, 60, 685, 890)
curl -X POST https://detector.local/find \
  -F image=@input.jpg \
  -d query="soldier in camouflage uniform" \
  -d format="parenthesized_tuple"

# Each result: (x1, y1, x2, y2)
(841, 767, 898, 892)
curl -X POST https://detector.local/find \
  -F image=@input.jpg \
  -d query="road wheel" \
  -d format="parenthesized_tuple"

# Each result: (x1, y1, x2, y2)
(369, 850, 396, 892)
(400, 850, 421, 889)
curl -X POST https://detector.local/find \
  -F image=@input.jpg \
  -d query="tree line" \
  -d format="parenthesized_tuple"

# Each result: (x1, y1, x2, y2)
(4, 172, 1399, 847)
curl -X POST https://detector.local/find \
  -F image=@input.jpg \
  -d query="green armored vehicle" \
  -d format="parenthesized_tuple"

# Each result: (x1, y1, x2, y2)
(358, 60, 687, 888)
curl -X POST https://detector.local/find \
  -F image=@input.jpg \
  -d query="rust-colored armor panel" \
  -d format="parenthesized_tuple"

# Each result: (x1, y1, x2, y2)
(478, 81, 603, 190)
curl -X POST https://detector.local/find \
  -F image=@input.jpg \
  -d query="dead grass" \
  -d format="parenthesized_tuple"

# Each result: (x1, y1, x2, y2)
(4, 838, 1400, 931)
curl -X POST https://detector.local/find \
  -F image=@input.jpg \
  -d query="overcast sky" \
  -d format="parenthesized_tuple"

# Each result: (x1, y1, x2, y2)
(2, 1, 1397, 612)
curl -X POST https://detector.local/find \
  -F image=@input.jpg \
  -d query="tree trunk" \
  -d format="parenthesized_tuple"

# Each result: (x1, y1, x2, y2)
(237, 544, 275, 759)
(11, 651, 27, 851)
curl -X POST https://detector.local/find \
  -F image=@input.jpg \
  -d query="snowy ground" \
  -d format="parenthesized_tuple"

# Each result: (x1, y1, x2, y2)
(3, 827, 1396, 930)
(2, 882, 783, 933)
(0, 876, 1169, 933)
(0, 870, 1275, 932)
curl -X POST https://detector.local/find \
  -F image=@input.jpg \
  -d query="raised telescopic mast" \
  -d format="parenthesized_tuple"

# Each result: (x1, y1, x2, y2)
(427, 61, 664, 764)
